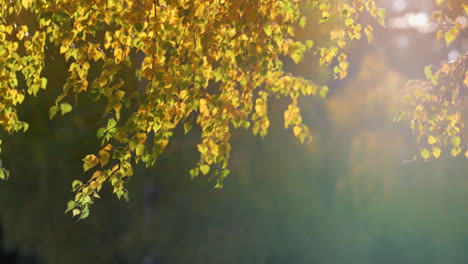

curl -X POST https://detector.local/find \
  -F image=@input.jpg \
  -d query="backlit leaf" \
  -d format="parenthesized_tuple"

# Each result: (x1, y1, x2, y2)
(60, 103, 72, 116)
(433, 148, 441, 158)
(65, 201, 76, 213)
(428, 136, 437, 145)
(200, 164, 210, 175)
(444, 28, 459, 46)
(49, 106, 59, 119)
(420, 148, 430, 160)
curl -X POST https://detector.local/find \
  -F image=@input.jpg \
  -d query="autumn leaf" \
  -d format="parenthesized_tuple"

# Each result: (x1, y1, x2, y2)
(444, 28, 459, 46)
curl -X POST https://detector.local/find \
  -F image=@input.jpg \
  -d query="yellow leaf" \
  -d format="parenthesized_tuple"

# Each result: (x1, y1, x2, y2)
(199, 99, 210, 117)
(21, 0, 30, 9)
(114, 48, 123, 62)
(436, 0, 446, 6)
(339, 70, 347, 79)
(364, 25, 373, 43)
(104, 144, 113, 151)
(90, 171, 102, 180)
(136, 133, 147, 144)
(433, 148, 441, 158)
(444, 28, 459, 46)
(255, 99, 266, 115)
(83, 154, 99, 172)
(339, 61, 349, 70)
(135, 144, 145, 156)
(338, 53, 347, 62)
(89, 181, 98, 189)
(60, 45, 69, 54)
(427, 136, 437, 145)
(5, 25, 12, 34)
(99, 150, 110, 167)
(200, 164, 210, 175)
(322, 11, 329, 20)
(464, 70, 468, 87)
(16, 31, 24, 40)
(436, 30, 444, 42)
(337, 40, 346, 48)
(293, 126, 302, 137)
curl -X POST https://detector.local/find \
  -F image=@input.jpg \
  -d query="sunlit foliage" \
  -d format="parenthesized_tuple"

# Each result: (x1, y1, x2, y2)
(397, 0, 467, 161)
(433, 0, 466, 46)
(398, 54, 467, 160)
(0, 0, 384, 218)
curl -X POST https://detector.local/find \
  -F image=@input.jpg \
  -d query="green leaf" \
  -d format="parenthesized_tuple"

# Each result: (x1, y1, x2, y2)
(299, 17, 306, 29)
(0, 168, 9, 180)
(72, 180, 82, 191)
(79, 206, 90, 219)
(135, 144, 145, 156)
(153, 122, 160, 133)
(451, 147, 461, 156)
(189, 168, 199, 179)
(72, 209, 80, 217)
(22, 123, 29, 132)
(377, 9, 385, 26)
(184, 121, 193, 134)
(219, 169, 230, 178)
(123, 192, 130, 202)
(65, 201, 76, 213)
(49, 106, 59, 119)
(424, 65, 432, 80)
(82, 195, 92, 204)
(291, 53, 302, 64)
(60, 103, 72, 116)
(96, 127, 106, 139)
(107, 118, 117, 129)
(115, 190, 124, 200)
(320, 86, 329, 99)
(451, 136, 461, 147)
(305, 40, 314, 49)
(420, 148, 430, 160)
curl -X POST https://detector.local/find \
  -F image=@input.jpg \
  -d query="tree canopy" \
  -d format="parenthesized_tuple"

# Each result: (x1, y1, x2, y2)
(1, 1, 468, 262)
(397, 0, 468, 161)
(0, 0, 384, 219)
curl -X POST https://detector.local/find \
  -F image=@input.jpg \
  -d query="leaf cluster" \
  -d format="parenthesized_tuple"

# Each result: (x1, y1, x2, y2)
(0, 0, 383, 219)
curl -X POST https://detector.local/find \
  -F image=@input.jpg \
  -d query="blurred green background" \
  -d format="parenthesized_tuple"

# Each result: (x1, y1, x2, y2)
(1, 0, 468, 263)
